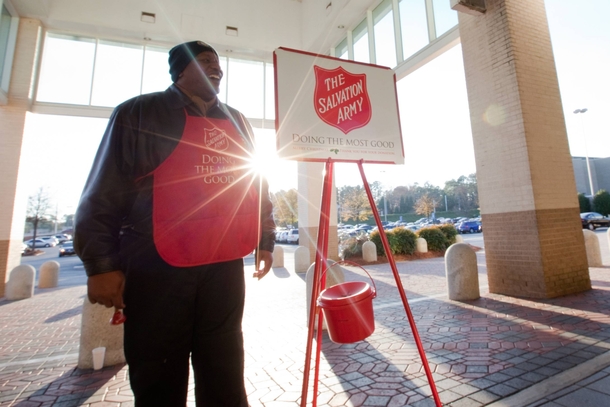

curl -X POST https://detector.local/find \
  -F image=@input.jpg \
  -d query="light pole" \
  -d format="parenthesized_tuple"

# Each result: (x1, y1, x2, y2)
(383, 192, 388, 223)
(573, 108, 595, 196)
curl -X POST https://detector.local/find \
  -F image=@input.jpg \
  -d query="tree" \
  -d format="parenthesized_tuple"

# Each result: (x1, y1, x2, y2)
(578, 193, 592, 213)
(26, 187, 53, 244)
(338, 185, 371, 222)
(271, 189, 298, 227)
(368, 181, 385, 214)
(444, 174, 478, 211)
(593, 190, 610, 216)
(63, 213, 76, 230)
(414, 193, 437, 219)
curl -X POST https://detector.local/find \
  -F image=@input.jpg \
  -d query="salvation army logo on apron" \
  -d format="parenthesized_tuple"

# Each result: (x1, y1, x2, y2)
(151, 114, 260, 267)
(204, 127, 229, 151)
(313, 65, 372, 134)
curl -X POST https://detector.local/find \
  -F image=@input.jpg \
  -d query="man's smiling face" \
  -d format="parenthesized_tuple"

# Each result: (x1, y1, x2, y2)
(176, 51, 223, 101)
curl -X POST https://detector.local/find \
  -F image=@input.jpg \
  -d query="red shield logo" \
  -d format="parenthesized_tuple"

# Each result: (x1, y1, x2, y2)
(313, 65, 372, 134)
(203, 128, 229, 151)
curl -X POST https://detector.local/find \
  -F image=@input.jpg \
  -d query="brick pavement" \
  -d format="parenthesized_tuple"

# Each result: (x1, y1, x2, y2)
(1, 242, 610, 406)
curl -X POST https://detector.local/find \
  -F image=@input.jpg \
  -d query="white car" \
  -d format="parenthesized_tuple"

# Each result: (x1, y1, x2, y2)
(275, 229, 287, 242)
(278, 230, 289, 243)
(25, 238, 55, 248)
(53, 234, 72, 243)
(41, 236, 59, 246)
(286, 229, 299, 244)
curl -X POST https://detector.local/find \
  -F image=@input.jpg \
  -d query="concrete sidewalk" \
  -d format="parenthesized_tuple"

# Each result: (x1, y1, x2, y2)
(1, 232, 610, 406)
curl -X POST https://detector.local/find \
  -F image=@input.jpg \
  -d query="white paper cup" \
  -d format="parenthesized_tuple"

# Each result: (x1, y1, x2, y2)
(92, 347, 106, 370)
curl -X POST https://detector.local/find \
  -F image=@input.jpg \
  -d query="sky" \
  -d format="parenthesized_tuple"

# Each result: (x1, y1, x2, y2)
(18, 0, 610, 218)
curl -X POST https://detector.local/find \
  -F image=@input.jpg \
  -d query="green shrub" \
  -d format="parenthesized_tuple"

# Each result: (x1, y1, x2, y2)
(437, 224, 458, 244)
(391, 227, 417, 255)
(417, 227, 450, 252)
(369, 227, 417, 256)
(593, 190, 610, 216)
(578, 193, 592, 212)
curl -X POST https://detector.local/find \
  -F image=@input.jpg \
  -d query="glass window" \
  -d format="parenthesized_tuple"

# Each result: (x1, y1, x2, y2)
(0, 5, 12, 86)
(265, 63, 275, 120)
(90, 40, 143, 107)
(36, 34, 96, 105)
(336, 38, 348, 60)
(227, 58, 264, 119)
(34, 32, 272, 121)
(217, 56, 228, 103)
(141, 45, 172, 94)
(432, 0, 458, 37)
(373, 0, 397, 68)
(353, 19, 370, 63)
(399, 0, 429, 59)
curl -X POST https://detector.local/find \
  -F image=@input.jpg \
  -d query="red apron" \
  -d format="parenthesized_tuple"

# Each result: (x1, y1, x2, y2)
(152, 113, 260, 267)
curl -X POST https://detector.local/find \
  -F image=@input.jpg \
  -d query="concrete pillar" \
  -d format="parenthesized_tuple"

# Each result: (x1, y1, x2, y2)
(457, 0, 589, 298)
(0, 19, 42, 298)
(294, 246, 310, 273)
(272, 245, 284, 268)
(455, 235, 464, 244)
(582, 230, 602, 267)
(78, 299, 125, 369)
(297, 162, 339, 265)
(38, 261, 60, 288)
(362, 241, 377, 262)
(445, 243, 480, 300)
(5, 264, 35, 300)
(416, 238, 428, 253)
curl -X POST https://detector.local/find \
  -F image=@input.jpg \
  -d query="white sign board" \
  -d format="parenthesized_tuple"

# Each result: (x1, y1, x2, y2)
(274, 47, 404, 164)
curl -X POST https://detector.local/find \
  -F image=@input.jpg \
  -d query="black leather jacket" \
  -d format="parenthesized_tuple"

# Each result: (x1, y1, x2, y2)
(74, 85, 275, 277)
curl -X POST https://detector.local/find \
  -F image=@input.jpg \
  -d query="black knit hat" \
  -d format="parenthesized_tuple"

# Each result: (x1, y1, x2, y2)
(168, 41, 219, 82)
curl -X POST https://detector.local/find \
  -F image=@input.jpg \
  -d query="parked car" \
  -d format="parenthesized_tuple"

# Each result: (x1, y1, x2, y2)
(580, 212, 610, 230)
(353, 225, 374, 234)
(53, 234, 72, 243)
(278, 230, 289, 244)
(275, 229, 287, 242)
(58, 241, 76, 257)
(25, 238, 54, 248)
(286, 229, 299, 244)
(41, 237, 59, 246)
(455, 220, 481, 234)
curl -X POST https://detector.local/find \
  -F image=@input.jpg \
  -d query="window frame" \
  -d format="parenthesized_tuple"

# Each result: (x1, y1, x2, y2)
(0, 0, 19, 105)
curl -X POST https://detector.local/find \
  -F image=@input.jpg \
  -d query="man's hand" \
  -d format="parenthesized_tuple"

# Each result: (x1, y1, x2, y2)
(87, 270, 125, 309)
(253, 250, 273, 280)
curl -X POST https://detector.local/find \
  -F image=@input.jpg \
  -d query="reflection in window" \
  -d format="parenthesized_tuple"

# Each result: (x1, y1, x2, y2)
(373, 0, 397, 68)
(37, 34, 96, 105)
(400, 0, 429, 59)
(432, 0, 458, 37)
(265, 63, 275, 120)
(353, 20, 370, 63)
(227, 59, 264, 119)
(336, 38, 349, 60)
(141, 46, 172, 94)
(91, 41, 143, 107)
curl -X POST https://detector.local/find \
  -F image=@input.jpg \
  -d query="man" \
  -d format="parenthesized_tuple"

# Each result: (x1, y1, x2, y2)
(74, 40, 275, 406)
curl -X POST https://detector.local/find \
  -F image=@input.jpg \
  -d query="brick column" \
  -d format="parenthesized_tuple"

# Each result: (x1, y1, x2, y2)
(0, 19, 42, 296)
(297, 162, 339, 266)
(458, 0, 590, 298)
